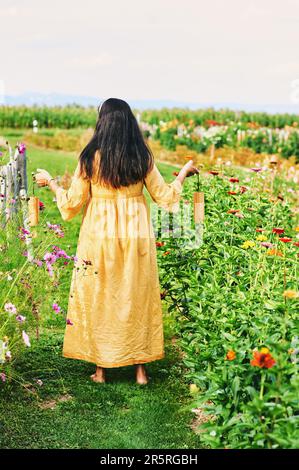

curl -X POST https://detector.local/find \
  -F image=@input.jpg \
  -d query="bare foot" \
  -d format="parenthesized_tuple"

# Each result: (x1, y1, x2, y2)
(90, 366, 106, 383)
(136, 364, 148, 385)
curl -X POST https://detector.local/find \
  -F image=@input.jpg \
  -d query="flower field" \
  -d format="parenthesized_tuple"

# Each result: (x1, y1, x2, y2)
(0, 112, 298, 449)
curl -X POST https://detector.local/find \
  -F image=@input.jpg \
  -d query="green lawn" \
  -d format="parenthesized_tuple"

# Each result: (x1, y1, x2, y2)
(0, 145, 202, 449)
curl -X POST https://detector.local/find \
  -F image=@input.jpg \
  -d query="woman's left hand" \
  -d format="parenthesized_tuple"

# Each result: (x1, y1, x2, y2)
(34, 168, 53, 187)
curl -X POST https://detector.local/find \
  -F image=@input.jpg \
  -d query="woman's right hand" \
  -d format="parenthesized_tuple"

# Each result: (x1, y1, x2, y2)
(182, 160, 199, 177)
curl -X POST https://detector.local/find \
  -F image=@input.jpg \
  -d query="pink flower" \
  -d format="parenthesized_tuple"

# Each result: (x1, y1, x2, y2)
(22, 331, 31, 347)
(66, 319, 73, 325)
(18, 143, 26, 154)
(32, 259, 43, 267)
(0, 373, 6, 382)
(52, 303, 61, 314)
(46, 263, 54, 277)
(261, 242, 274, 248)
(16, 314, 26, 323)
(43, 252, 57, 265)
(4, 303, 17, 314)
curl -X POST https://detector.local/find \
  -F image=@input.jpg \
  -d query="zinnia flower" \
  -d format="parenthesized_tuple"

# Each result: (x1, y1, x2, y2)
(256, 235, 267, 241)
(283, 290, 299, 299)
(272, 228, 284, 234)
(260, 242, 274, 248)
(241, 240, 255, 249)
(228, 191, 238, 195)
(226, 350, 236, 361)
(250, 348, 276, 369)
(209, 171, 219, 176)
(229, 177, 239, 183)
(279, 237, 292, 243)
(162, 251, 171, 256)
(266, 248, 283, 257)
(156, 241, 165, 247)
(256, 228, 264, 233)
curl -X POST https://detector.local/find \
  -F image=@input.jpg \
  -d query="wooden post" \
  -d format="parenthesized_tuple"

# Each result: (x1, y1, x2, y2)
(193, 192, 204, 248)
(193, 192, 204, 223)
(17, 148, 34, 261)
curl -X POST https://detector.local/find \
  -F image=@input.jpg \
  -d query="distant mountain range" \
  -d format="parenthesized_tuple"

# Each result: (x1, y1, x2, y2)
(1, 92, 299, 115)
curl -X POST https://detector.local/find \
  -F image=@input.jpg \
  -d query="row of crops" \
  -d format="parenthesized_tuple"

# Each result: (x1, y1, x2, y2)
(1, 105, 299, 129)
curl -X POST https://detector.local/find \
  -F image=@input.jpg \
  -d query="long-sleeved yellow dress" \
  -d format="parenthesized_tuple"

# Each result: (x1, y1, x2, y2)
(55, 151, 182, 368)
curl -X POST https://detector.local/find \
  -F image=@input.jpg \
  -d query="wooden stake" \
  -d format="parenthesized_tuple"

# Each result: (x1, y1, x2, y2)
(193, 192, 204, 223)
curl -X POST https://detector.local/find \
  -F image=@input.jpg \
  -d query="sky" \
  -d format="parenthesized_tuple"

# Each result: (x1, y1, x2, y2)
(0, 0, 299, 106)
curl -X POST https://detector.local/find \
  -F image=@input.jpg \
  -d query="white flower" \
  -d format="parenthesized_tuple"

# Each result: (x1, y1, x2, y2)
(210, 430, 217, 437)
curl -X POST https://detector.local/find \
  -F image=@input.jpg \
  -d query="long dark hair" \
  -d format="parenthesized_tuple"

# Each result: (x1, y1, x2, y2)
(78, 98, 154, 188)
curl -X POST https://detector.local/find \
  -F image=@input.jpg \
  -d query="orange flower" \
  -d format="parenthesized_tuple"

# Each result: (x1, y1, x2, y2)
(228, 191, 238, 195)
(227, 209, 240, 214)
(163, 251, 171, 256)
(250, 348, 276, 369)
(266, 248, 283, 257)
(226, 350, 236, 361)
(185, 156, 193, 160)
(156, 241, 165, 247)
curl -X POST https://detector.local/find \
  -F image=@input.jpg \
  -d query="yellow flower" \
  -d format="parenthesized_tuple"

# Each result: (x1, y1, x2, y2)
(3, 336, 9, 343)
(260, 347, 269, 354)
(288, 348, 294, 354)
(256, 235, 267, 241)
(283, 290, 299, 299)
(241, 240, 256, 249)
(295, 227, 299, 232)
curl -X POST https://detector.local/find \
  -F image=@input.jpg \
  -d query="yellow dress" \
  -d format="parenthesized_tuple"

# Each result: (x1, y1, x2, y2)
(55, 152, 182, 368)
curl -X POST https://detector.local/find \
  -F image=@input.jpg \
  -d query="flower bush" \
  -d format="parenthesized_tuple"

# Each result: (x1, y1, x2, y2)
(156, 166, 299, 448)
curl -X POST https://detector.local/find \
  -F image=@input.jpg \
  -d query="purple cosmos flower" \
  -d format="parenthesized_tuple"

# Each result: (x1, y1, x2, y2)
(22, 331, 31, 347)
(52, 303, 61, 314)
(46, 263, 54, 277)
(5, 351, 11, 360)
(18, 143, 26, 154)
(16, 314, 26, 323)
(4, 303, 17, 314)
(32, 259, 43, 267)
(43, 252, 57, 264)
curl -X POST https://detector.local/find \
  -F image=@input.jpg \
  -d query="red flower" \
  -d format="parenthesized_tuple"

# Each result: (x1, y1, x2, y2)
(209, 171, 219, 176)
(39, 200, 45, 211)
(163, 251, 171, 256)
(293, 242, 299, 247)
(279, 237, 292, 243)
(256, 228, 264, 232)
(272, 228, 284, 234)
(228, 191, 238, 195)
(156, 241, 165, 247)
(206, 119, 221, 127)
(239, 186, 248, 193)
(229, 178, 239, 183)
(250, 348, 276, 369)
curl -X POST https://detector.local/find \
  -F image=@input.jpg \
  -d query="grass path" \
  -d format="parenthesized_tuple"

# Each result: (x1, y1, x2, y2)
(0, 145, 202, 449)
